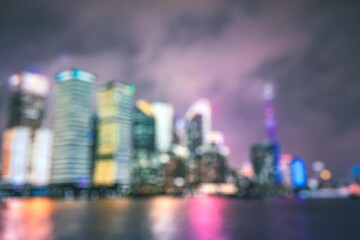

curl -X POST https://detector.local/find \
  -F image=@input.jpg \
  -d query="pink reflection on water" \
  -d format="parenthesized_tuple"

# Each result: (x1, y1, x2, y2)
(0, 198, 54, 240)
(188, 196, 227, 240)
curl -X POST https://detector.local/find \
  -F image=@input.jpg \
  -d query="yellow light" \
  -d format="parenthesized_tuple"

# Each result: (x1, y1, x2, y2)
(136, 100, 153, 116)
(93, 160, 116, 185)
(320, 169, 332, 181)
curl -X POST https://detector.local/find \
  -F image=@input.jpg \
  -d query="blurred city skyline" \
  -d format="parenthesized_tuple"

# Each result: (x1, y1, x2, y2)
(0, 0, 359, 177)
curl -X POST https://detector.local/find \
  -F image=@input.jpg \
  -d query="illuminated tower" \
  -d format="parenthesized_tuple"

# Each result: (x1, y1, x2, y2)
(1, 72, 49, 185)
(133, 100, 155, 154)
(7, 72, 49, 129)
(263, 83, 276, 142)
(251, 83, 281, 184)
(132, 100, 157, 190)
(151, 102, 174, 153)
(51, 69, 96, 186)
(94, 81, 135, 187)
(250, 141, 279, 185)
(185, 99, 211, 155)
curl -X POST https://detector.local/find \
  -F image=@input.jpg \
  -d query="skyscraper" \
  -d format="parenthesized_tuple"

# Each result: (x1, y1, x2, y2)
(51, 69, 96, 186)
(262, 83, 281, 184)
(132, 100, 158, 191)
(7, 72, 49, 129)
(250, 141, 280, 185)
(184, 99, 212, 185)
(151, 101, 174, 153)
(186, 114, 203, 154)
(263, 83, 276, 142)
(185, 99, 211, 155)
(1, 72, 49, 185)
(94, 81, 135, 187)
(133, 100, 155, 153)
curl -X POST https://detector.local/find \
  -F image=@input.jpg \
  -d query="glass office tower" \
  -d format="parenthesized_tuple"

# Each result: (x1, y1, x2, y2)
(94, 81, 135, 187)
(51, 69, 96, 186)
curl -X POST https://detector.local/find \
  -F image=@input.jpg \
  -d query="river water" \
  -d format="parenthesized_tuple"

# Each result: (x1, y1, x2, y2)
(0, 196, 359, 240)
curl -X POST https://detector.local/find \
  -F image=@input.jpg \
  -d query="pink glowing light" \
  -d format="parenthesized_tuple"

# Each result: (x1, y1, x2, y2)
(188, 196, 226, 240)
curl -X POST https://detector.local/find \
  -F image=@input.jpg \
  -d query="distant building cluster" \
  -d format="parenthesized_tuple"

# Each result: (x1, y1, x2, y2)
(3, 69, 352, 199)
(0, 69, 233, 196)
(244, 83, 308, 195)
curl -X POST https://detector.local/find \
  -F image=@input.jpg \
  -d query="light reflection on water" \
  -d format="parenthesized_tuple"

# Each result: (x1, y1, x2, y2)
(0, 196, 355, 240)
(188, 196, 227, 240)
(148, 196, 183, 240)
(0, 198, 54, 240)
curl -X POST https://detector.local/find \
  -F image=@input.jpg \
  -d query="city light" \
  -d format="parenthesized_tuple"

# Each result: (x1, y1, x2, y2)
(312, 161, 325, 172)
(351, 165, 360, 176)
(320, 169, 332, 181)
(290, 157, 307, 188)
(0, 1, 359, 239)
(0, 69, 353, 200)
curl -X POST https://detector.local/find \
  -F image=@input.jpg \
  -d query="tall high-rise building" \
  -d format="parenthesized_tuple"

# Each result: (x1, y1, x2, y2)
(1, 72, 49, 185)
(186, 114, 203, 154)
(262, 83, 281, 184)
(51, 69, 96, 186)
(174, 118, 186, 145)
(151, 102, 174, 153)
(7, 72, 49, 129)
(132, 100, 157, 189)
(132, 100, 168, 194)
(133, 100, 155, 153)
(263, 83, 276, 142)
(185, 99, 211, 155)
(250, 141, 280, 185)
(184, 99, 212, 185)
(93, 81, 135, 187)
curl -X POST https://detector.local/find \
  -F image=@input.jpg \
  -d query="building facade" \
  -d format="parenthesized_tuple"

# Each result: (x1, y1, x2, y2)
(7, 72, 49, 129)
(151, 101, 174, 154)
(185, 99, 211, 156)
(132, 100, 159, 192)
(51, 69, 95, 186)
(250, 141, 280, 185)
(93, 81, 135, 187)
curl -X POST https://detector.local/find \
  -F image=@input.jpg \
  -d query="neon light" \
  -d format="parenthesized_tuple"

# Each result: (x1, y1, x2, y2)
(291, 157, 307, 188)
(136, 100, 153, 116)
(351, 165, 360, 176)
(263, 83, 277, 141)
(55, 69, 95, 82)
(320, 169, 331, 181)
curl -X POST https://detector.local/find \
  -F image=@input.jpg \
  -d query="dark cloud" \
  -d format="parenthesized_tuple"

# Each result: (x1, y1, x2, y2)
(166, 10, 231, 45)
(252, 0, 360, 175)
(0, 1, 69, 70)
(0, 0, 359, 177)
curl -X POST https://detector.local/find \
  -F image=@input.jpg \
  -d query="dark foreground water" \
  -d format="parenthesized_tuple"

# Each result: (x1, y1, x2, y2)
(0, 196, 359, 240)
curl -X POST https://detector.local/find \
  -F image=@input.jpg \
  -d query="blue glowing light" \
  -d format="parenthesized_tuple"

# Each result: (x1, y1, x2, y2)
(291, 157, 307, 188)
(351, 165, 360, 176)
(55, 69, 95, 82)
(73, 68, 80, 79)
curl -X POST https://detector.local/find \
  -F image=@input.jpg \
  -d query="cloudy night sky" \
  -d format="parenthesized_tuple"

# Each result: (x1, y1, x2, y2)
(0, 0, 359, 177)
